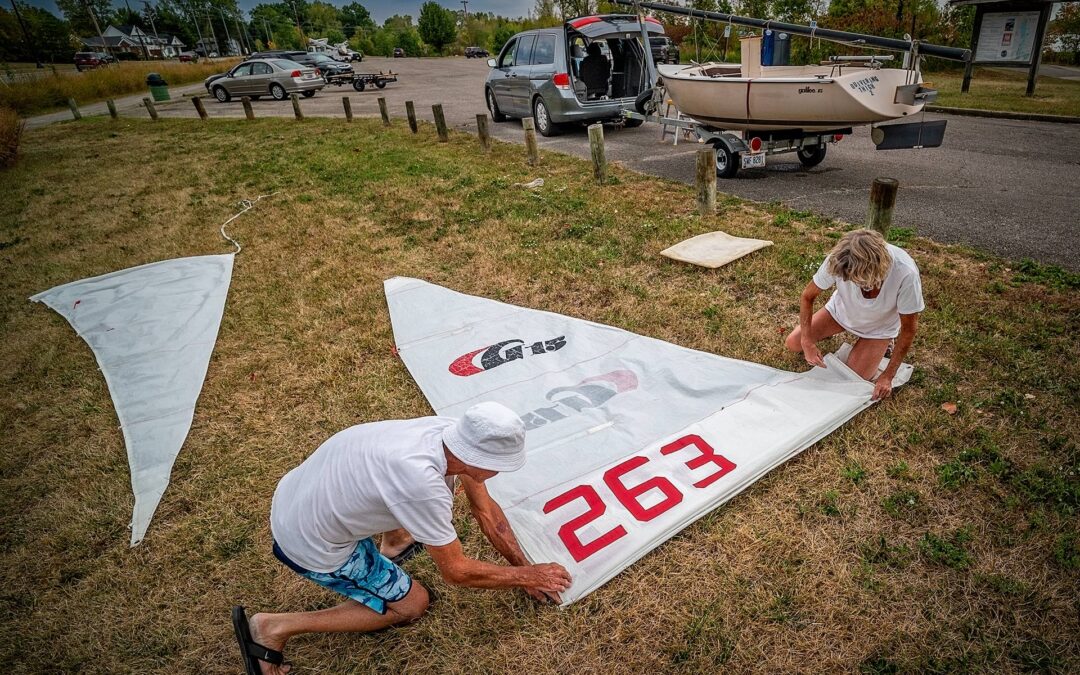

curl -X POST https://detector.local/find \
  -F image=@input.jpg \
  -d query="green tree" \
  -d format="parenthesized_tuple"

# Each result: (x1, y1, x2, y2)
(306, 1, 344, 42)
(55, 0, 111, 38)
(250, 2, 302, 49)
(1050, 2, 1080, 64)
(340, 2, 373, 37)
(418, 1, 456, 54)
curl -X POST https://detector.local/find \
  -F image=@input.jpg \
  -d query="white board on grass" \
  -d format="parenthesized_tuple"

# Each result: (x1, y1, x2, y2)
(31, 254, 234, 546)
(384, 277, 910, 605)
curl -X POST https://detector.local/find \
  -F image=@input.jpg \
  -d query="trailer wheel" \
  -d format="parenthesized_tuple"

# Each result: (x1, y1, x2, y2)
(353, 80, 365, 92)
(797, 143, 827, 168)
(711, 141, 739, 179)
(301, 90, 316, 98)
(375, 78, 387, 89)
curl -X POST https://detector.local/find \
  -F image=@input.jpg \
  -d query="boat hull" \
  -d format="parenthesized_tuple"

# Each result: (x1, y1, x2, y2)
(659, 64, 925, 132)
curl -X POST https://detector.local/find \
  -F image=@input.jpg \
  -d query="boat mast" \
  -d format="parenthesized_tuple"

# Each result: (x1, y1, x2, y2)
(613, 0, 970, 63)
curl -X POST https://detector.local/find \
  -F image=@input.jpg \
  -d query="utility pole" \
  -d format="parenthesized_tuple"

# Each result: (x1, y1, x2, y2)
(9, 0, 43, 67)
(217, 5, 233, 55)
(188, 1, 205, 58)
(204, 7, 218, 56)
(126, 0, 152, 59)
(141, 1, 160, 58)
(232, 11, 247, 54)
(461, 0, 468, 21)
(82, 0, 110, 59)
(263, 18, 271, 47)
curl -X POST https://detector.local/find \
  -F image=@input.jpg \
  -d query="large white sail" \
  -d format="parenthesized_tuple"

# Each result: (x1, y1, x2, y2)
(32, 254, 234, 546)
(385, 277, 911, 604)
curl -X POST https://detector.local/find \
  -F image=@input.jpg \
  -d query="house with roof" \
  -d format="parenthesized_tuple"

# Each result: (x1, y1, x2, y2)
(80, 24, 186, 59)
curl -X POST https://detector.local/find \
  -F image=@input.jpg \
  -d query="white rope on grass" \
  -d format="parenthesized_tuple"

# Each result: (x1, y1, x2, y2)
(220, 192, 278, 254)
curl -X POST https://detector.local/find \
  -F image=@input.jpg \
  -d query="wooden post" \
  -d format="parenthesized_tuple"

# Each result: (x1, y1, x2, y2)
(106, 99, 118, 119)
(291, 93, 304, 121)
(432, 104, 448, 142)
(241, 96, 254, 120)
(142, 97, 158, 121)
(867, 177, 899, 235)
(588, 123, 606, 185)
(378, 96, 390, 126)
(192, 96, 208, 120)
(1026, 5, 1052, 97)
(67, 98, 81, 120)
(960, 8, 983, 94)
(342, 96, 353, 122)
(522, 117, 539, 166)
(406, 101, 418, 133)
(476, 113, 491, 151)
(696, 148, 717, 215)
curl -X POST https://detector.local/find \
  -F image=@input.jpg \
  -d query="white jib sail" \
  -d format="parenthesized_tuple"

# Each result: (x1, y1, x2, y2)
(31, 254, 234, 546)
(385, 277, 911, 605)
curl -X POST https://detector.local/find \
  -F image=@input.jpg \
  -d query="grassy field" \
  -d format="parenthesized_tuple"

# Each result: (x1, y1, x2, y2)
(0, 59, 241, 117)
(929, 68, 1080, 117)
(1, 116, 1077, 673)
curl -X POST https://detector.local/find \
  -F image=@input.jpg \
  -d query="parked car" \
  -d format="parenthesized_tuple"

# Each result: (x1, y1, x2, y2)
(203, 58, 324, 102)
(249, 50, 353, 79)
(649, 36, 680, 64)
(484, 14, 659, 137)
(178, 51, 199, 62)
(465, 46, 490, 58)
(393, 47, 405, 58)
(74, 51, 116, 71)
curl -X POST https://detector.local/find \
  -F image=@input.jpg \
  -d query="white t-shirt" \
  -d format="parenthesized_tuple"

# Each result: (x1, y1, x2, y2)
(813, 244, 925, 339)
(271, 417, 459, 573)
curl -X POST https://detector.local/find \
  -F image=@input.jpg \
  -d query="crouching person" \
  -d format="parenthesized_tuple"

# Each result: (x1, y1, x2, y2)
(785, 228, 924, 400)
(233, 402, 571, 675)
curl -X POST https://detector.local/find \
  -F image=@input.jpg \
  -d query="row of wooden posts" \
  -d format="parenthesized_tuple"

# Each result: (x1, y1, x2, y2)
(66, 94, 898, 232)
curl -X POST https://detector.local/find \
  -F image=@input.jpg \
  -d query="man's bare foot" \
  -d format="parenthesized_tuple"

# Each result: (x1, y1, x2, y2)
(248, 613, 291, 675)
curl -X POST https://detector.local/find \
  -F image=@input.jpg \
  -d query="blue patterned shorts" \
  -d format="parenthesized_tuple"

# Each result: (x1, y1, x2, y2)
(273, 538, 413, 615)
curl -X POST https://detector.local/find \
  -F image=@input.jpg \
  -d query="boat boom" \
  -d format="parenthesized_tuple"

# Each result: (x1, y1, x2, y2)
(612, 0, 971, 63)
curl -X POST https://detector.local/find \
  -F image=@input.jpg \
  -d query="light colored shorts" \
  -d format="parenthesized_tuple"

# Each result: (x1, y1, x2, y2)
(273, 538, 412, 614)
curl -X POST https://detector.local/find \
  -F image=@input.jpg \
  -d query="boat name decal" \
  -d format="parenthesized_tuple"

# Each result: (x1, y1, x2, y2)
(849, 75, 880, 96)
(798, 86, 824, 94)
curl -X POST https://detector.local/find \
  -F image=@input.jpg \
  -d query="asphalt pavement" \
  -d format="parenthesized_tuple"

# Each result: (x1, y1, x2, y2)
(31, 57, 1080, 270)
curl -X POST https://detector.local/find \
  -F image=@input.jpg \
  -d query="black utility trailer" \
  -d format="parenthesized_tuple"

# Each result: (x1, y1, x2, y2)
(322, 70, 398, 91)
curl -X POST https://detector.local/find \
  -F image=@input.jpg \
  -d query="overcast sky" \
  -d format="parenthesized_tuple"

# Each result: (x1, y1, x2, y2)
(23, 0, 538, 23)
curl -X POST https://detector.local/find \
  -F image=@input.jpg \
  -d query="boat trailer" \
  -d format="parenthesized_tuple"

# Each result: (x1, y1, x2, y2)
(322, 70, 399, 92)
(624, 108, 851, 178)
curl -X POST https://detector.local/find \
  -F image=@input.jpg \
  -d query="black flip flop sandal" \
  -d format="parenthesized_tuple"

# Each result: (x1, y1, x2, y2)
(232, 606, 286, 675)
(389, 541, 424, 565)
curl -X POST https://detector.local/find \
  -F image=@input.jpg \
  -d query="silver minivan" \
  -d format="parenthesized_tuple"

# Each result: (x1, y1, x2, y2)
(484, 14, 664, 136)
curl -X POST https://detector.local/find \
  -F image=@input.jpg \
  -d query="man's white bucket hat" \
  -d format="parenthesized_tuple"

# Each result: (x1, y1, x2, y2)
(443, 401, 527, 472)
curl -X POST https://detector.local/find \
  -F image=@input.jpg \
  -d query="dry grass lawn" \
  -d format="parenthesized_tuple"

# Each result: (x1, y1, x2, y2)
(0, 116, 1077, 674)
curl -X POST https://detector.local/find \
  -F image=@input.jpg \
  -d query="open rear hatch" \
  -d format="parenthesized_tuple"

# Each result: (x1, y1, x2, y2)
(565, 14, 664, 104)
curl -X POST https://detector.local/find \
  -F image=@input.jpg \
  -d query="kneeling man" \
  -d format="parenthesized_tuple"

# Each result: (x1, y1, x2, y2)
(233, 402, 571, 674)
(785, 228, 924, 400)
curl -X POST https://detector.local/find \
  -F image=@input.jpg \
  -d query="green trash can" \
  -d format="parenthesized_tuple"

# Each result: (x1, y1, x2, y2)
(146, 73, 170, 101)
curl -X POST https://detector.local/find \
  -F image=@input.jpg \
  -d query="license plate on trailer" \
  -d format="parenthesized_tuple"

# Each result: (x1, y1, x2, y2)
(741, 152, 766, 169)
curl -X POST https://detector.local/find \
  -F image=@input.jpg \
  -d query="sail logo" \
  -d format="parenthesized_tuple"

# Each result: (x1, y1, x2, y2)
(520, 369, 639, 431)
(449, 336, 566, 377)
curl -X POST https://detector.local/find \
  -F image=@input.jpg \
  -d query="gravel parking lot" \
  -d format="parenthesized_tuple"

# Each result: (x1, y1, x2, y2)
(45, 56, 1079, 269)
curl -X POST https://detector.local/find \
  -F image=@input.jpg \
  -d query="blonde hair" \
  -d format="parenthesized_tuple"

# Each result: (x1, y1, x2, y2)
(827, 229, 892, 288)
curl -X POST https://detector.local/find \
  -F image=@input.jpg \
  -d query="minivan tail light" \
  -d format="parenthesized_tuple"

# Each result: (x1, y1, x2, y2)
(290, 70, 302, 77)
(552, 72, 570, 89)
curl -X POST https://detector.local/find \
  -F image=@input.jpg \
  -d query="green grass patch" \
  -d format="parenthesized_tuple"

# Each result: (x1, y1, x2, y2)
(929, 68, 1080, 117)
(919, 529, 974, 569)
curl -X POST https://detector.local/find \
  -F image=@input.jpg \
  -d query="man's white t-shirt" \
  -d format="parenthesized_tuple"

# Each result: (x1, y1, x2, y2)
(271, 417, 459, 573)
(813, 243, 925, 339)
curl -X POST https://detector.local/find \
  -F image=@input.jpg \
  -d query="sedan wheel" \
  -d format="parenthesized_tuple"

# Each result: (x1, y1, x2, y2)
(213, 86, 230, 103)
(270, 84, 287, 101)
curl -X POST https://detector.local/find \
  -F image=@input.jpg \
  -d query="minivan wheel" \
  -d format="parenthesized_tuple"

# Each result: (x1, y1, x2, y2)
(486, 88, 506, 122)
(270, 83, 287, 100)
(213, 85, 230, 103)
(533, 97, 559, 137)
